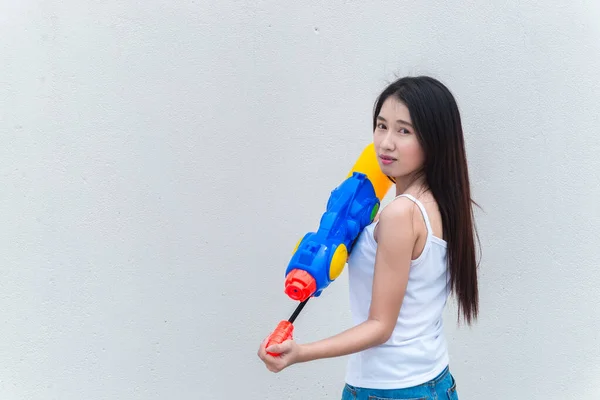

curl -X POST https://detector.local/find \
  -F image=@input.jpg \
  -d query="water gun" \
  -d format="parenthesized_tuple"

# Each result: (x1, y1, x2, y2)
(265, 143, 393, 356)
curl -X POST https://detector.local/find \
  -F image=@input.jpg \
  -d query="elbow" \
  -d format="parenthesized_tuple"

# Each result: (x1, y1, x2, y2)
(376, 330, 393, 346)
(371, 320, 394, 346)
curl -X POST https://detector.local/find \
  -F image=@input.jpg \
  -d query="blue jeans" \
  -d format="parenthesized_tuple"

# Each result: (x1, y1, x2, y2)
(341, 366, 458, 400)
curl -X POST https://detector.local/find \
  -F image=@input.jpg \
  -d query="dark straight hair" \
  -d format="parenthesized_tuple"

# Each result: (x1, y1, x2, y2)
(373, 76, 480, 325)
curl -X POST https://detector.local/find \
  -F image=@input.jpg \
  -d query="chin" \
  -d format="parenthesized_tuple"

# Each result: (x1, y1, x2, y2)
(379, 163, 396, 174)
(381, 168, 401, 181)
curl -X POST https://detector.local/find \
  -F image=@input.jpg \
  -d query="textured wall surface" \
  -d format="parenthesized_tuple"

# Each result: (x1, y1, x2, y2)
(1, 1, 600, 399)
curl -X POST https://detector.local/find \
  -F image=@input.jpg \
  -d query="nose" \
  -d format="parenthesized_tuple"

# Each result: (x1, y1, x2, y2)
(380, 131, 394, 151)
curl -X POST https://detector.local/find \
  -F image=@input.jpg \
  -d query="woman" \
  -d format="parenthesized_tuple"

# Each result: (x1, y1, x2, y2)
(258, 76, 480, 400)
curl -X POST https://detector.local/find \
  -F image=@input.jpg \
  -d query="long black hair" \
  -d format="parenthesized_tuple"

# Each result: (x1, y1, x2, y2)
(373, 76, 480, 325)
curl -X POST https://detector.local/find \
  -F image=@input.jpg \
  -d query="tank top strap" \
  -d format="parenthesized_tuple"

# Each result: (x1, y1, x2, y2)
(393, 194, 432, 239)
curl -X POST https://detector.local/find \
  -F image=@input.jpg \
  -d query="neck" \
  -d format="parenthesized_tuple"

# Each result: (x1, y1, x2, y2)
(394, 172, 427, 197)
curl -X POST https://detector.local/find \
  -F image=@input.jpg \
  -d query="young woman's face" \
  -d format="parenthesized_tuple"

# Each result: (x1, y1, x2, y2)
(373, 96, 425, 179)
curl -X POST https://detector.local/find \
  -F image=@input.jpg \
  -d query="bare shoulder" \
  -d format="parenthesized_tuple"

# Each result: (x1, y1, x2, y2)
(373, 197, 418, 243)
(379, 196, 417, 223)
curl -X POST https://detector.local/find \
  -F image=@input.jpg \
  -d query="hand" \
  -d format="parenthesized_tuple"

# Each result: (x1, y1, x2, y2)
(257, 337, 302, 373)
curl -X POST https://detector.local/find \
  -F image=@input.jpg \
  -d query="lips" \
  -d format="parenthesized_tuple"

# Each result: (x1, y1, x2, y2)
(379, 155, 396, 165)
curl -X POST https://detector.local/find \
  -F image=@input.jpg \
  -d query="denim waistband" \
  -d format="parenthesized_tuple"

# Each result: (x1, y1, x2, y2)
(429, 365, 450, 386)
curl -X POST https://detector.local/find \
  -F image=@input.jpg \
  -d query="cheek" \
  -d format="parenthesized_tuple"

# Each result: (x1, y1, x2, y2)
(373, 132, 383, 148)
(399, 140, 424, 165)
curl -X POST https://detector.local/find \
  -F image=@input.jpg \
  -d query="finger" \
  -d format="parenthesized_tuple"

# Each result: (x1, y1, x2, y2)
(258, 337, 269, 355)
(257, 343, 264, 358)
(266, 362, 281, 373)
(259, 337, 268, 349)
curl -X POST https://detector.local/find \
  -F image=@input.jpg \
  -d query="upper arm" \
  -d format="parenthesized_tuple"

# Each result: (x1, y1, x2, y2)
(368, 199, 417, 341)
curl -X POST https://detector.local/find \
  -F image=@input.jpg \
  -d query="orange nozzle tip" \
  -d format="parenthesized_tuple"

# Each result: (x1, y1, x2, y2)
(284, 269, 317, 301)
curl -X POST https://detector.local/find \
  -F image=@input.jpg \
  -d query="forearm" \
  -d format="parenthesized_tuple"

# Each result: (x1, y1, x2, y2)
(297, 319, 388, 363)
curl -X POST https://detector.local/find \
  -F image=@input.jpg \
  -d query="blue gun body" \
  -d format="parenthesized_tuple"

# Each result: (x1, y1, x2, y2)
(284, 172, 380, 301)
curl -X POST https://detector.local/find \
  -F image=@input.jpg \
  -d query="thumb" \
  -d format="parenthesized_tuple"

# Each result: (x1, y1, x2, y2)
(266, 340, 290, 354)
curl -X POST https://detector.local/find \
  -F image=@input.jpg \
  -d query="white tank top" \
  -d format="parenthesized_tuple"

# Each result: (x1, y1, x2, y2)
(345, 194, 451, 389)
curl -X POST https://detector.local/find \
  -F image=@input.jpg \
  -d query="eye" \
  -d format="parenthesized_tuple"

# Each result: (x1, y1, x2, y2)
(398, 128, 410, 134)
(376, 123, 387, 130)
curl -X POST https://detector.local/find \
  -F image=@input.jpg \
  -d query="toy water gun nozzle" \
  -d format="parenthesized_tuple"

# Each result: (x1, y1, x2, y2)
(284, 269, 317, 302)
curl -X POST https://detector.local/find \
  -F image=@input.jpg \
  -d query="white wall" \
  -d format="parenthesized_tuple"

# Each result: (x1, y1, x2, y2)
(1, 1, 599, 399)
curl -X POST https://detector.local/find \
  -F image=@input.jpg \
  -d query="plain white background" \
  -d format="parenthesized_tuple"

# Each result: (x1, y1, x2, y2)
(1, 1, 599, 399)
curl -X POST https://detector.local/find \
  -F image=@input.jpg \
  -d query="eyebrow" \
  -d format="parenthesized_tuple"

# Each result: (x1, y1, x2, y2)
(376, 115, 413, 127)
